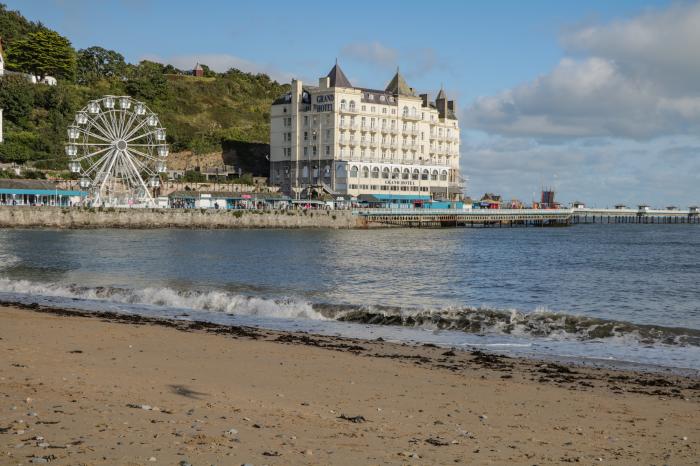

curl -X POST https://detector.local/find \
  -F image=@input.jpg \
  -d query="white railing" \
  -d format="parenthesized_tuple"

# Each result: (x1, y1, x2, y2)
(355, 208, 575, 216)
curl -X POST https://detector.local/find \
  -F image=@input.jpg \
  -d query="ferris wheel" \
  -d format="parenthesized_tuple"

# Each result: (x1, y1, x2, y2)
(65, 95, 168, 206)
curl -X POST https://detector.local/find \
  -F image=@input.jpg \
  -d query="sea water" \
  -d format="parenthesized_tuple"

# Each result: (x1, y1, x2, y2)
(0, 225, 698, 373)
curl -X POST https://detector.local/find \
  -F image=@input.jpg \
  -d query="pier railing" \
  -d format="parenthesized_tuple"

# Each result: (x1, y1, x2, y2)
(353, 208, 574, 227)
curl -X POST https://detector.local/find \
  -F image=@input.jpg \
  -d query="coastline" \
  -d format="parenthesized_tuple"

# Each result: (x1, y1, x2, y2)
(1, 303, 698, 465)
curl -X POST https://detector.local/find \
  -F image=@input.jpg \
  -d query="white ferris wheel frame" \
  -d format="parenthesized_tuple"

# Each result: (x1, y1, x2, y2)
(66, 95, 169, 207)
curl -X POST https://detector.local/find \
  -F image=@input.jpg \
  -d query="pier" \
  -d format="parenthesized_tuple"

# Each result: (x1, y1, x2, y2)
(355, 207, 700, 228)
(355, 208, 574, 227)
(572, 207, 700, 224)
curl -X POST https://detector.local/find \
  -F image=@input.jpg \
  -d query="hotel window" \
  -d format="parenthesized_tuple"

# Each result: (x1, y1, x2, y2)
(402, 122, 407, 131)
(312, 146, 318, 156)
(350, 166, 359, 177)
(325, 129, 330, 139)
(349, 101, 356, 112)
(325, 146, 330, 156)
(391, 121, 396, 129)
(341, 99, 347, 111)
(431, 170, 438, 181)
(382, 168, 389, 179)
(313, 116, 317, 125)
(361, 149, 366, 158)
(391, 109, 396, 115)
(421, 132, 424, 140)
(371, 106, 375, 112)
(362, 166, 369, 178)
(382, 107, 387, 114)
(371, 167, 379, 179)
(392, 168, 400, 179)
(380, 95, 386, 102)
(361, 105, 366, 112)
(412, 169, 420, 180)
(421, 170, 429, 181)
(304, 131, 308, 141)
(369, 95, 374, 101)
(402, 169, 410, 180)
(382, 149, 387, 159)
(440, 170, 447, 181)
(402, 106, 409, 117)
(370, 118, 376, 128)
(304, 116, 308, 126)
(304, 147, 308, 156)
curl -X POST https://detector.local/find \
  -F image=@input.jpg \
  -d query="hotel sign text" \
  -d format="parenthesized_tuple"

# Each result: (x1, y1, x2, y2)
(313, 94, 334, 112)
(384, 179, 417, 186)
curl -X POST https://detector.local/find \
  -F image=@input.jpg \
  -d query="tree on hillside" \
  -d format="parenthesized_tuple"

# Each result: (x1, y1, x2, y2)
(0, 3, 45, 49)
(198, 63, 217, 78)
(76, 46, 126, 84)
(6, 29, 76, 80)
(0, 74, 34, 125)
(124, 60, 168, 101)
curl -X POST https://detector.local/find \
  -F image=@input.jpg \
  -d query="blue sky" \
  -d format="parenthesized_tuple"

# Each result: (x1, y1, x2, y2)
(6, 0, 700, 207)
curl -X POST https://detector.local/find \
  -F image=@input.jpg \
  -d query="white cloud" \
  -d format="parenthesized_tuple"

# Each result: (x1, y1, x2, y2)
(461, 134, 700, 207)
(464, 2, 700, 140)
(340, 42, 399, 68)
(340, 41, 452, 80)
(140, 53, 294, 83)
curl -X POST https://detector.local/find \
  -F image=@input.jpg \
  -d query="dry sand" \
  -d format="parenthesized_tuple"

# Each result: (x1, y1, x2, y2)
(1, 304, 698, 465)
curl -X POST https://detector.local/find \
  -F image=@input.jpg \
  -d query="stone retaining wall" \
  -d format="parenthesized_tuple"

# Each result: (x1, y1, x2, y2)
(0, 207, 370, 229)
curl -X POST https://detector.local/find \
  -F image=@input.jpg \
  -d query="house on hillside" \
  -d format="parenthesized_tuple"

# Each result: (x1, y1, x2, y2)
(193, 63, 204, 77)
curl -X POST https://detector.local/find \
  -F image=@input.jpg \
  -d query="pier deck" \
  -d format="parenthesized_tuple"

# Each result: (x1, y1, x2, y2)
(354, 208, 574, 227)
(355, 207, 700, 227)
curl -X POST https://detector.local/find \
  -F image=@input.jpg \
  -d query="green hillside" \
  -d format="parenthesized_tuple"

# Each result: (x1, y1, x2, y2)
(0, 3, 288, 171)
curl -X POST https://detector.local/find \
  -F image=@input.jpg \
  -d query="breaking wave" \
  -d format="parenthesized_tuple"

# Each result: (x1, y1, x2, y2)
(0, 278, 698, 347)
(0, 278, 324, 320)
(318, 305, 700, 347)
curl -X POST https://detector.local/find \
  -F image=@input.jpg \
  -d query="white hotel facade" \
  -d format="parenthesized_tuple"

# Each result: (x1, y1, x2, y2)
(269, 63, 462, 199)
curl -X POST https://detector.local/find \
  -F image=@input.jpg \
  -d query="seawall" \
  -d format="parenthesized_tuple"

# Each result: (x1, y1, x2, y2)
(0, 207, 370, 229)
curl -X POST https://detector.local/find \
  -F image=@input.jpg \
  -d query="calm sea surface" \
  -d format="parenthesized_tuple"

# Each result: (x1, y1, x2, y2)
(1, 225, 699, 371)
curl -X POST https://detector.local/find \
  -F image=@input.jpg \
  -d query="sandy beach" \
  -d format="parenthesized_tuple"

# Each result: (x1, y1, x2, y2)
(0, 304, 698, 465)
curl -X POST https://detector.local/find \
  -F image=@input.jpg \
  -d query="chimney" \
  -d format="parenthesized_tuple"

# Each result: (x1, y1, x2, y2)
(447, 100, 456, 117)
(318, 76, 330, 89)
(419, 93, 428, 107)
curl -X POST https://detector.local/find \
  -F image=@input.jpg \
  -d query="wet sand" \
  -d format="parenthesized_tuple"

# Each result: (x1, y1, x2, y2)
(1, 304, 698, 465)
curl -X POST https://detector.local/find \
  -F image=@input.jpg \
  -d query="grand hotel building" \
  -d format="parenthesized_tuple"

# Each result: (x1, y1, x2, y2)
(269, 63, 462, 200)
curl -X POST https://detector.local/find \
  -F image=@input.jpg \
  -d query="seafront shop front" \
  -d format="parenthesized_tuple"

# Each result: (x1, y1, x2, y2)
(356, 194, 464, 209)
(168, 191, 291, 210)
(0, 179, 87, 206)
(0, 188, 87, 206)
